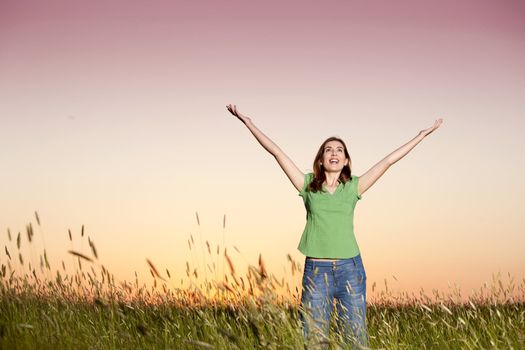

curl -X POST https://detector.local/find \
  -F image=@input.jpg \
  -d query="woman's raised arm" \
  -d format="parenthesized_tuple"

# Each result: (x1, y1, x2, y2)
(227, 104, 305, 192)
(358, 118, 443, 197)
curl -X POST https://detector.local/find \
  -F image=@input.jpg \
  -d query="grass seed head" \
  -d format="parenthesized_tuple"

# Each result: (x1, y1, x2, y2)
(26, 224, 33, 243)
(88, 237, 98, 259)
(44, 250, 50, 269)
(224, 249, 236, 276)
(146, 259, 165, 281)
(258, 254, 268, 279)
(68, 250, 93, 262)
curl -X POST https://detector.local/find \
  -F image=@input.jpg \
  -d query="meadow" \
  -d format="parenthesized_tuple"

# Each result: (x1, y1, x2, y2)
(1, 214, 524, 349)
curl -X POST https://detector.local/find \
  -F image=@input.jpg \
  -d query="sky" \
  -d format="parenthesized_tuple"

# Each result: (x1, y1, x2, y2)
(1, 0, 524, 300)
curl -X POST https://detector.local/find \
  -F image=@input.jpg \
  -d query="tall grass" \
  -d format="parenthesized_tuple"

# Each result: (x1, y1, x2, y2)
(1, 214, 524, 349)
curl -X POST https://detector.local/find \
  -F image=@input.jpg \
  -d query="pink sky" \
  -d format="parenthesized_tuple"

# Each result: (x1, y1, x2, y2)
(1, 0, 524, 299)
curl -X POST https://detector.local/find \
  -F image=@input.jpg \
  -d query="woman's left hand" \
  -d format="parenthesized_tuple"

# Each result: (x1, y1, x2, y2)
(419, 118, 443, 137)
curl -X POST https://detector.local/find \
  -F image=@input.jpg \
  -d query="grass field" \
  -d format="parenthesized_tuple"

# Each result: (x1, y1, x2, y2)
(2, 282, 524, 349)
(1, 216, 524, 349)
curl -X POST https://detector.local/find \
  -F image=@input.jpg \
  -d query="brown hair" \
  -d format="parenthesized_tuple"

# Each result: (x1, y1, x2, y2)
(308, 136, 354, 193)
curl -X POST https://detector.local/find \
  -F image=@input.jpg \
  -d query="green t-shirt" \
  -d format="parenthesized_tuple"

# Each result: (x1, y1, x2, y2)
(297, 172, 362, 258)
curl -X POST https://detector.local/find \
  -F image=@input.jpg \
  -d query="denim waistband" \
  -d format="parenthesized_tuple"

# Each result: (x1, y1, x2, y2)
(305, 254, 361, 267)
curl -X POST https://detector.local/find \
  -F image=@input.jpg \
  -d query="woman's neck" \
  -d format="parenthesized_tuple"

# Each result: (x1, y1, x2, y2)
(324, 172, 341, 186)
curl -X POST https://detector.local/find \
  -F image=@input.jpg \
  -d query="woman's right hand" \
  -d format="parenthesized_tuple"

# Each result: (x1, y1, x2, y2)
(226, 104, 251, 125)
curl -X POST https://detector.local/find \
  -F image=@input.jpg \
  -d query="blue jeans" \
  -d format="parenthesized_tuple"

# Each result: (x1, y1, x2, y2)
(300, 255, 368, 349)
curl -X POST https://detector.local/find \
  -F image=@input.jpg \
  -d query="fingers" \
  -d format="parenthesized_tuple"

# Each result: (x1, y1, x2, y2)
(226, 103, 237, 116)
(226, 104, 238, 116)
(422, 118, 443, 136)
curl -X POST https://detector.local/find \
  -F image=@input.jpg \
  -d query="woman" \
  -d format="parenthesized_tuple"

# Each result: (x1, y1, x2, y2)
(226, 104, 443, 348)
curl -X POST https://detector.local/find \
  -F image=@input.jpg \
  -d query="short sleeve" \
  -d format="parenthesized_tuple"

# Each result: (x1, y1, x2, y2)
(299, 173, 313, 197)
(352, 175, 362, 200)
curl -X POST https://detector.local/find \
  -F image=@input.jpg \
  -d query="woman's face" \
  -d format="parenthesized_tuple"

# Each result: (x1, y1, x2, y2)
(320, 140, 348, 172)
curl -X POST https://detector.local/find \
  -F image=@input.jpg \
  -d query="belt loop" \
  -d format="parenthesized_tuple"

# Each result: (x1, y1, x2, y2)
(352, 257, 356, 266)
